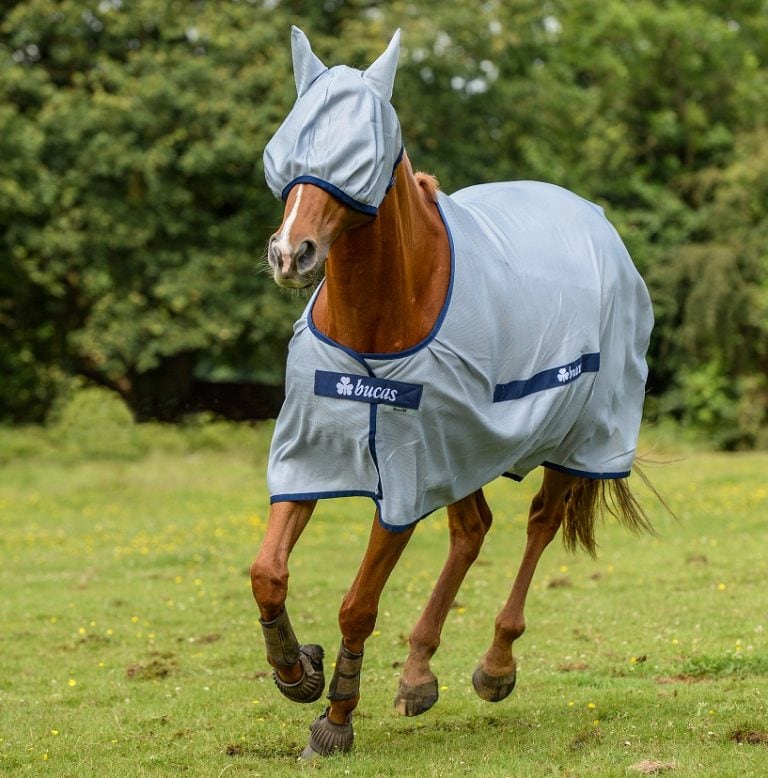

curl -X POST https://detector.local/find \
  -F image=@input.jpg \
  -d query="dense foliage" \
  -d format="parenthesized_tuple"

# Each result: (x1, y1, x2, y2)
(1, 0, 766, 445)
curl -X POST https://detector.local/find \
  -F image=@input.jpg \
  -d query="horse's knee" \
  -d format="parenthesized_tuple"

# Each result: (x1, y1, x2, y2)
(448, 492, 493, 563)
(338, 595, 377, 647)
(250, 558, 288, 617)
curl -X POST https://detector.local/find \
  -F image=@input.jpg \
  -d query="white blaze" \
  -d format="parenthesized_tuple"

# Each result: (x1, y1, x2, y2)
(273, 185, 304, 273)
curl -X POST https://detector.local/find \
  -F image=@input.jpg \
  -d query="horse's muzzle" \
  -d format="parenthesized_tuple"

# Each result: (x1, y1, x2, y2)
(268, 236, 322, 288)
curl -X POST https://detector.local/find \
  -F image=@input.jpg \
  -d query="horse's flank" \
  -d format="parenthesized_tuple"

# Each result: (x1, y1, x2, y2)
(311, 154, 451, 354)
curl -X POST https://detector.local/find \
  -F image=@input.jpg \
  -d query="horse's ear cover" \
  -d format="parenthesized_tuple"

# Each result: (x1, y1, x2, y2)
(291, 25, 327, 97)
(363, 28, 401, 102)
(264, 26, 404, 213)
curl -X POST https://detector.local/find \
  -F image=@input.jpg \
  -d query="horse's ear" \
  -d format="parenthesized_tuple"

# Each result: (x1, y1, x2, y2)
(291, 25, 327, 97)
(363, 29, 401, 102)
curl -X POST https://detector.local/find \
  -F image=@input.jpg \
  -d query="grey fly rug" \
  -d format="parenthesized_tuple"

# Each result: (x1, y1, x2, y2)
(267, 181, 654, 531)
(263, 27, 653, 531)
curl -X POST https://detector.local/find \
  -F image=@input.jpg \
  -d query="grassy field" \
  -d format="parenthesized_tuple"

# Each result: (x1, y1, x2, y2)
(1, 417, 767, 777)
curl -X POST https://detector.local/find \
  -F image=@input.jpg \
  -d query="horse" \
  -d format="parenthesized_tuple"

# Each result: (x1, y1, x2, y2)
(250, 26, 655, 758)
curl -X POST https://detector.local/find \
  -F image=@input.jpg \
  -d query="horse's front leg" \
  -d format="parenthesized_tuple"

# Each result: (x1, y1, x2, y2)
(395, 489, 492, 716)
(473, 468, 575, 701)
(302, 515, 415, 758)
(250, 500, 325, 702)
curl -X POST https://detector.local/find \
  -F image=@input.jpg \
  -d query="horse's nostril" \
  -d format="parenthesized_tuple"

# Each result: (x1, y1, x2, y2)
(267, 238, 280, 268)
(295, 240, 317, 272)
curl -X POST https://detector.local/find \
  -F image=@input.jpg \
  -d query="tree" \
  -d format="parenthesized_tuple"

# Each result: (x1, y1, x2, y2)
(1, 0, 303, 420)
(1, 0, 767, 443)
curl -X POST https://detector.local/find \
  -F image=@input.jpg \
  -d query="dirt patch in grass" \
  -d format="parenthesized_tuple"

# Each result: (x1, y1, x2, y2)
(730, 729, 768, 745)
(126, 657, 177, 680)
(656, 674, 707, 684)
(191, 632, 221, 644)
(569, 728, 601, 751)
(629, 760, 676, 774)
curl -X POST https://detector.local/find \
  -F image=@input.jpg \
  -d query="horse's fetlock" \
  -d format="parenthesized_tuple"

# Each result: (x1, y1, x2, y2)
(408, 629, 439, 659)
(496, 619, 525, 644)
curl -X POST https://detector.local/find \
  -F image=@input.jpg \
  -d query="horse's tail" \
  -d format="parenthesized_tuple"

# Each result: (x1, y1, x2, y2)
(561, 464, 663, 557)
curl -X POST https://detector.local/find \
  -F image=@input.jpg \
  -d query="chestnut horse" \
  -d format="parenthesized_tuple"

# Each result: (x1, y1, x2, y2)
(251, 27, 655, 758)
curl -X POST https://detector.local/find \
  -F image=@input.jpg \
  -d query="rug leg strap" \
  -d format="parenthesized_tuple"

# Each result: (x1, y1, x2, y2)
(328, 642, 364, 701)
(259, 608, 300, 667)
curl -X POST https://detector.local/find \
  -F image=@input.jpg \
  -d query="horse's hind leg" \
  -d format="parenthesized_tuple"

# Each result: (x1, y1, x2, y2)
(395, 489, 492, 716)
(302, 515, 415, 758)
(473, 468, 576, 701)
(250, 500, 326, 703)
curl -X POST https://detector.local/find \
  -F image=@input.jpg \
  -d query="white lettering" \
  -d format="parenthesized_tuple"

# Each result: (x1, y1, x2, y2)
(338, 377, 402, 405)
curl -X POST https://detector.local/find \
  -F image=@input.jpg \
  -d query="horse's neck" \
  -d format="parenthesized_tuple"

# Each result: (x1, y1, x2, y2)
(313, 163, 450, 354)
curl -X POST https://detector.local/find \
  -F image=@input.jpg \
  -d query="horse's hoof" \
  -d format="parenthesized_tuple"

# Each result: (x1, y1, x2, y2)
(394, 677, 439, 717)
(472, 665, 517, 702)
(301, 708, 354, 757)
(273, 644, 325, 703)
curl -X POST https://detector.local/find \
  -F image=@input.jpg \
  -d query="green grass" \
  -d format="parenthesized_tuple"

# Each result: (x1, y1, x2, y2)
(1, 420, 767, 777)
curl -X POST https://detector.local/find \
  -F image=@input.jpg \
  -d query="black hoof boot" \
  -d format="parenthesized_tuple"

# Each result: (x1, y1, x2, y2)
(300, 708, 354, 758)
(273, 644, 325, 703)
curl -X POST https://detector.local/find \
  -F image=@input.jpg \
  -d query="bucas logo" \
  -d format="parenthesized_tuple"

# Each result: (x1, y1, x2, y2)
(336, 376, 399, 402)
(557, 363, 583, 383)
(315, 369, 421, 410)
(335, 376, 353, 396)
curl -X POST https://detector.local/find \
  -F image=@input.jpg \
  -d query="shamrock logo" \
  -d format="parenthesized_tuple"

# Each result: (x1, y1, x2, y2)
(336, 376, 353, 396)
(557, 367, 569, 383)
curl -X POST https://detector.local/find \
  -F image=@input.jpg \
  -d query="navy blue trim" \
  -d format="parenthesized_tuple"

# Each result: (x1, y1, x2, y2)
(281, 176, 379, 216)
(314, 370, 423, 410)
(502, 471, 524, 482)
(305, 311, 375, 373)
(269, 491, 424, 534)
(543, 461, 630, 480)
(307, 197, 456, 362)
(385, 146, 405, 193)
(377, 509, 433, 533)
(369, 404, 383, 498)
(494, 352, 600, 402)
(280, 151, 405, 218)
(271, 490, 376, 503)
